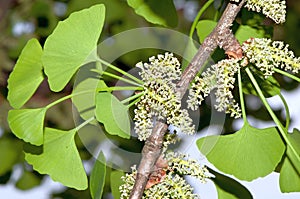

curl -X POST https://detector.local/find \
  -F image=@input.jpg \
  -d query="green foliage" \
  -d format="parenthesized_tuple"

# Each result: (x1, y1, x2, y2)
(286, 129, 300, 173)
(110, 170, 124, 199)
(196, 20, 217, 43)
(235, 25, 264, 44)
(72, 66, 107, 124)
(7, 38, 44, 109)
(25, 128, 88, 190)
(127, 0, 178, 27)
(90, 152, 106, 199)
(197, 122, 285, 181)
(279, 128, 300, 192)
(0, 138, 22, 175)
(95, 92, 131, 139)
(43, 4, 105, 92)
(8, 108, 47, 146)
(15, 171, 41, 190)
(209, 168, 253, 199)
(241, 67, 281, 98)
(4, 0, 300, 198)
(280, 155, 300, 193)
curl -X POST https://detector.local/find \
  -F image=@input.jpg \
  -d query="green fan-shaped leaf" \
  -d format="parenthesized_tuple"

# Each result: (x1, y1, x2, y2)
(95, 92, 131, 139)
(25, 128, 87, 190)
(72, 64, 106, 124)
(196, 20, 217, 43)
(127, 0, 177, 27)
(7, 38, 44, 109)
(8, 108, 46, 146)
(110, 170, 124, 199)
(197, 123, 285, 181)
(42, 4, 105, 92)
(90, 152, 106, 199)
(286, 129, 300, 173)
(0, 138, 22, 175)
(235, 25, 264, 44)
(210, 168, 253, 199)
(16, 171, 41, 190)
(279, 154, 300, 193)
(280, 129, 300, 192)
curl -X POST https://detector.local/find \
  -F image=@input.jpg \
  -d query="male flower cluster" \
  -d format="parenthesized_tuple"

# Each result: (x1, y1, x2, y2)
(134, 53, 195, 141)
(119, 152, 210, 199)
(187, 58, 242, 118)
(242, 38, 300, 77)
(230, 0, 286, 24)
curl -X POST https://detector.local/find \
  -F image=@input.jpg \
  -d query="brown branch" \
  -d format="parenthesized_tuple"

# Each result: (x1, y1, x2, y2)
(129, 1, 246, 198)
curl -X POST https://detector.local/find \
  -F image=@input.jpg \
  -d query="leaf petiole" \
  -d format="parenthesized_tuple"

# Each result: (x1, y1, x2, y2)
(96, 57, 144, 85)
(121, 92, 144, 104)
(75, 116, 95, 131)
(189, 0, 214, 38)
(246, 67, 300, 163)
(274, 68, 300, 83)
(97, 86, 143, 93)
(46, 90, 94, 109)
(238, 68, 248, 124)
(91, 69, 143, 87)
(278, 93, 290, 130)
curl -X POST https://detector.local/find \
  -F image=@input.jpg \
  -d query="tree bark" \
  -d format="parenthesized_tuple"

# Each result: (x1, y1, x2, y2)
(129, 1, 246, 198)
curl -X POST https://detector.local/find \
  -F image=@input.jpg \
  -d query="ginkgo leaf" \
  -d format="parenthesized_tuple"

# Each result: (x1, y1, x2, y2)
(209, 168, 253, 199)
(279, 129, 300, 193)
(197, 123, 285, 181)
(286, 129, 300, 173)
(235, 25, 264, 44)
(16, 171, 41, 190)
(110, 170, 125, 199)
(7, 38, 44, 109)
(43, 4, 105, 92)
(25, 128, 87, 190)
(8, 108, 47, 146)
(196, 20, 217, 43)
(279, 154, 300, 193)
(90, 152, 106, 199)
(0, 138, 22, 175)
(72, 64, 107, 124)
(95, 92, 131, 139)
(127, 0, 177, 27)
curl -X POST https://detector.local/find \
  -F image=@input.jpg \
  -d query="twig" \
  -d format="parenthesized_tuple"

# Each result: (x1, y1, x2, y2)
(129, 1, 246, 198)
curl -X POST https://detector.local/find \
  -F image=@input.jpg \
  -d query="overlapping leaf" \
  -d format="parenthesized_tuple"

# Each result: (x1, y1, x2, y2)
(72, 64, 107, 124)
(197, 123, 285, 181)
(95, 92, 131, 139)
(90, 152, 106, 199)
(0, 138, 22, 175)
(279, 155, 300, 193)
(209, 168, 253, 199)
(196, 20, 217, 43)
(279, 129, 300, 192)
(110, 170, 124, 199)
(43, 4, 105, 91)
(127, 0, 177, 27)
(7, 38, 44, 109)
(235, 25, 264, 44)
(15, 171, 41, 190)
(8, 108, 46, 146)
(25, 128, 87, 190)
